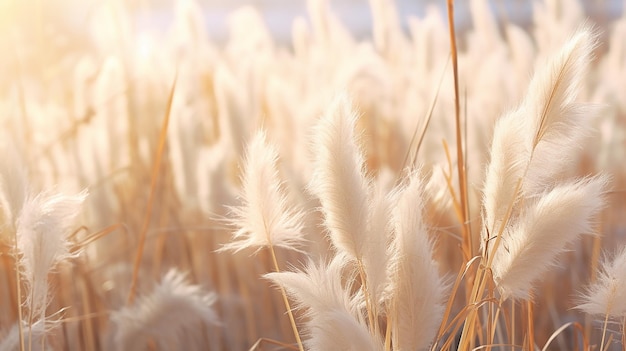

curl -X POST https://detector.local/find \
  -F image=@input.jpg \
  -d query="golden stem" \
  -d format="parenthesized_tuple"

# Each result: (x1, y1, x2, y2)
(268, 244, 305, 351)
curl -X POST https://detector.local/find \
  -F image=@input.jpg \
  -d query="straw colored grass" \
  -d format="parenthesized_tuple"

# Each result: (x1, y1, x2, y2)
(1, 0, 625, 350)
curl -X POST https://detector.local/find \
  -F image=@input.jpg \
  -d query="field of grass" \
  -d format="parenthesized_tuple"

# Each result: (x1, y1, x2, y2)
(1, 0, 626, 350)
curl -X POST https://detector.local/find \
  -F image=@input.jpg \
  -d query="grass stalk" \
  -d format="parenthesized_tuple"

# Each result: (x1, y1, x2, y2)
(511, 299, 515, 351)
(384, 313, 392, 351)
(599, 312, 610, 351)
(459, 176, 523, 348)
(436, 256, 480, 343)
(526, 300, 535, 350)
(403, 55, 450, 171)
(267, 244, 305, 351)
(441, 140, 464, 226)
(27, 274, 34, 351)
(356, 260, 378, 335)
(445, 0, 472, 262)
(248, 337, 299, 351)
(128, 73, 178, 304)
(13, 243, 25, 351)
(622, 317, 626, 349)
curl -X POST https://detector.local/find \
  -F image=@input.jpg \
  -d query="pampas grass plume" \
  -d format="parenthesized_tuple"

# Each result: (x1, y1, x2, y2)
(111, 269, 218, 350)
(482, 109, 528, 238)
(221, 130, 305, 253)
(388, 170, 447, 351)
(521, 26, 599, 196)
(16, 190, 88, 319)
(309, 94, 371, 262)
(491, 176, 608, 299)
(266, 256, 382, 351)
(483, 25, 598, 240)
(578, 247, 626, 318)
(0, 320, 49, 351)
(482, 25, 607, 300)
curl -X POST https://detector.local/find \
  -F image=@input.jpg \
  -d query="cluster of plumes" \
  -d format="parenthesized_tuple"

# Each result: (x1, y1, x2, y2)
(227, 95, 447, 350)
(222, 16, 626, 351)
(2, 0, 626, 349)
(481, 27, 608, 300)
(0, 147, 219, 350)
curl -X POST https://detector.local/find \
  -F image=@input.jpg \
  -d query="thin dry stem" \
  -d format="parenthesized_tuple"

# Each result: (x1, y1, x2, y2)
(13, 239, 25, 351)
(442, 140, 464, 224)
(436, 255, 481, 342)
(356, 260, 377, 336)
(511, 299, 516, 351)
(526, 300, 535, 351)
(403, 55, 450, 171)
(248, 337, 299, 351)
(268, 244, 304, 351)
(128, 73, 178, 304)
(600, 312, 610, 351)
(446, 0, 472, 262)
(384, 309, 392, 351)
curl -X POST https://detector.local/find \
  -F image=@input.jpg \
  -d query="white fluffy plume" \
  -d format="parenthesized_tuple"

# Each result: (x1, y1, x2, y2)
(388, 170, 447, 351)
(266, 256, 383, 351)
(521, 27, 599, 196)
(308, 94, 392, 327)
(309, 94, 371, 261)
(16, 190, 88, 319)
(0, 320, 50, 351)
(111, 269, 219, 351)
(482, 26, 607, 299)
(222, 130, 305, 253)
(577, 247, 626, 318)
(483, 26, 599, 241)
(491, 176, 607, 299)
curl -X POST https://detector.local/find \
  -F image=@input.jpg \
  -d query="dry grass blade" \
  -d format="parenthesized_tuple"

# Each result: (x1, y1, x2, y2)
(446, 0, 472, 262)
(247, 337, 299, 351)
(128, 72, 178, 305)
(402, 55, 450, 171)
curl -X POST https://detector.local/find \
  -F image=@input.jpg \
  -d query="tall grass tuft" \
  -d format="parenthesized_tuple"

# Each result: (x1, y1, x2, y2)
(482, 26, 607, 299)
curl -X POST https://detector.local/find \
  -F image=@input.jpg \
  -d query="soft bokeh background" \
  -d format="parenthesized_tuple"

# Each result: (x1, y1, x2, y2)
(1, 0, 626, 350)
(1, 0, 623, 43)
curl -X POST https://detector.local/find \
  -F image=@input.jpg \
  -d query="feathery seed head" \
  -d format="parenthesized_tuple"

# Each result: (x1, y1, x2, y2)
(221, 130, 305, 253)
